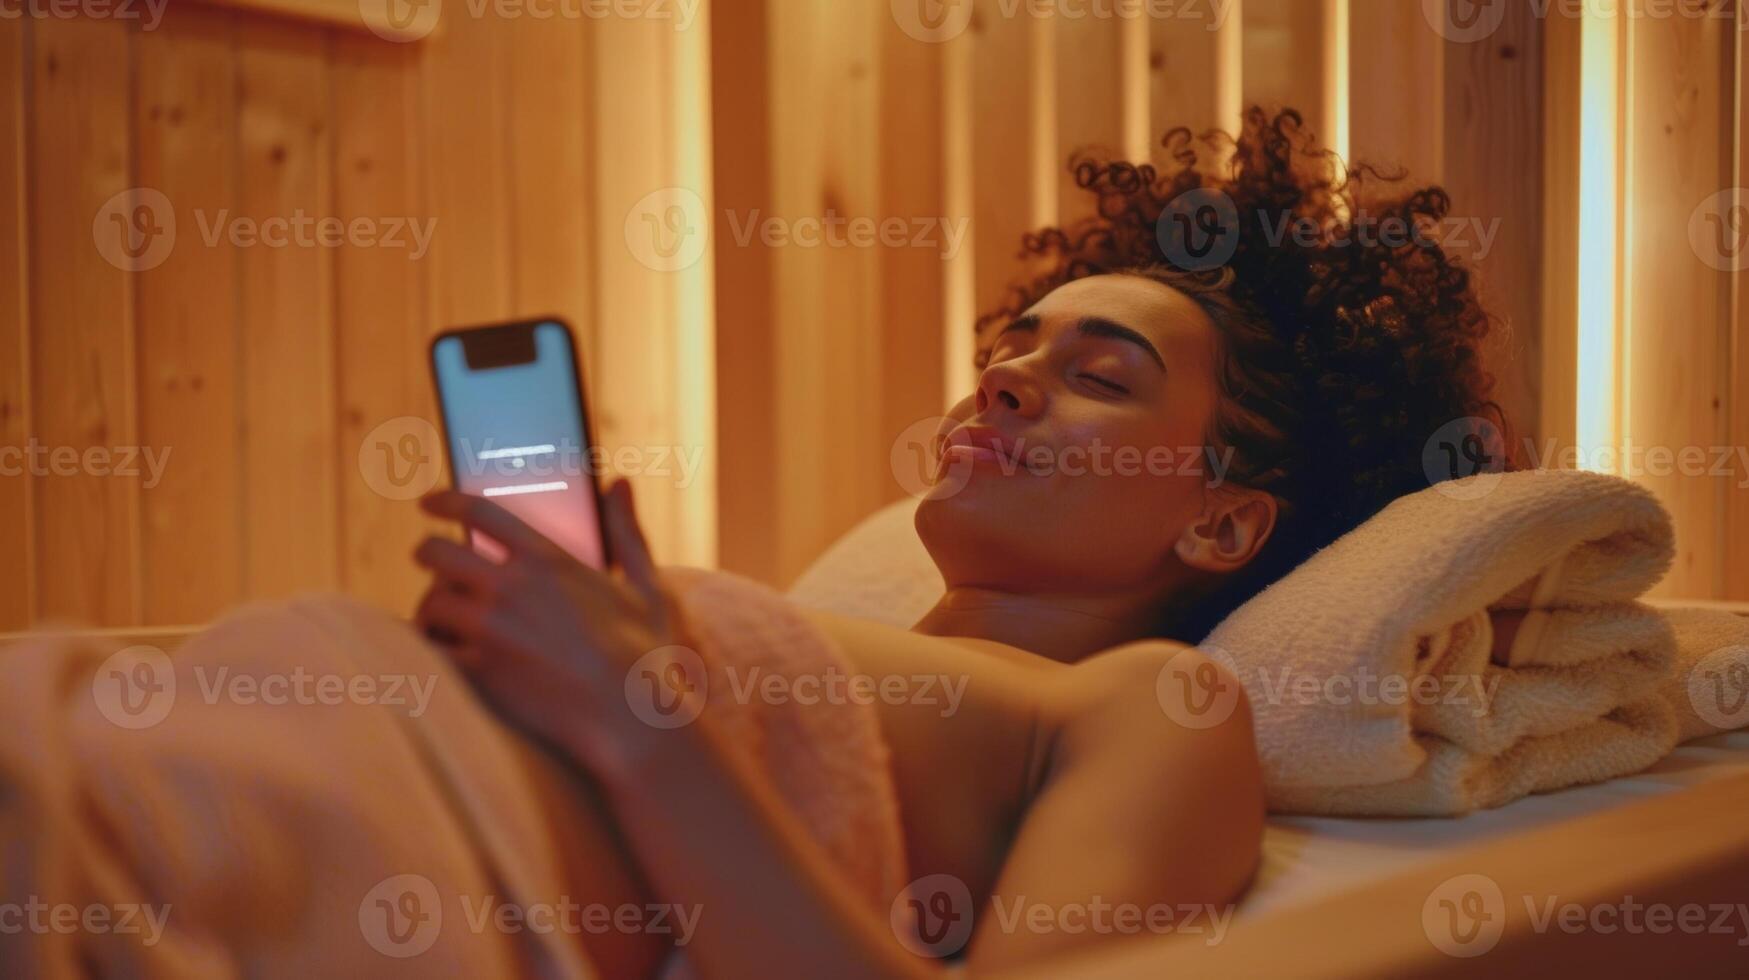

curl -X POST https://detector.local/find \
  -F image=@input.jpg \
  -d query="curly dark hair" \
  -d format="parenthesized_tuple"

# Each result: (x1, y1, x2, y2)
(978, 106, 1515, 642)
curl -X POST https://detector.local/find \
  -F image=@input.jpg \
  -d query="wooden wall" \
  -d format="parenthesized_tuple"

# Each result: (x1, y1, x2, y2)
(0, 2, 714, 630)
(2, 0, 1745, 630)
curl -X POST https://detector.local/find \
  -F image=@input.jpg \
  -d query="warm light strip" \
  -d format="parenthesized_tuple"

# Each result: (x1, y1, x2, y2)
(1575, 7, 1622, 471)
(1324, 0, 1351, 164)
(943, 29, 977, 404)
(1216, 0, 1244, 130)
(482, 482, 569, 498)
(674, 0, 719, 567)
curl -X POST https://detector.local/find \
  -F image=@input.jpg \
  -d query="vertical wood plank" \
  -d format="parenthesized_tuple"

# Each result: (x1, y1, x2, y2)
(879, 8, 948, 507)
(0, 17, 31, 629)
(506, 15, 591, 334)
(236, 21, 338, 597)
(1540, 10, 1582, 459)
(592, 13, 717, 568)
(710, 0, 779, 583)
(763, 0, 884, 582)
(1623, 4, 1731, 598)
(1348, 0, 1444, 181)
(422, 15, 511, 327)
(1729, 5, 1748, 601)
(135, 6, 242, 625)
(333, 34, 433, 614)
(30, 17, 140, 626)
(1147, 0, 1241, 165)
(1052, 12, 1126, 226)
(1443, 5, 1544, 452)
(1242, 0, 1332, 140)
(969, 0, 1049, 350)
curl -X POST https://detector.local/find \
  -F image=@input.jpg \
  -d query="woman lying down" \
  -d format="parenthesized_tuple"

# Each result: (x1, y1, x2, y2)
(3, 108, 1512, 977)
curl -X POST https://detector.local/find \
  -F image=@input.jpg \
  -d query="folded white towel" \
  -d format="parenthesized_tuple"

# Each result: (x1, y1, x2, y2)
(1657, 606, 1749, 741)
(1204, 469, 1679, 815)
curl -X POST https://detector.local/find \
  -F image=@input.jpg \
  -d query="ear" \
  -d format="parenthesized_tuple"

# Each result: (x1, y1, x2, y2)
(1173, 486, 1278, 575)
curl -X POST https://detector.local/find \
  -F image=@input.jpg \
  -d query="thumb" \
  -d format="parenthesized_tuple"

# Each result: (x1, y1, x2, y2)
(605, 478, 660, 601)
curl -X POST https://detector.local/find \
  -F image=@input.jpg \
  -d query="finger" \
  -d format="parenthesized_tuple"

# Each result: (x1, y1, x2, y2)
(414, 535, 503, 595)
(421, 490, 560, 562)
(605, 479, 661, 603)
(415, 583, 492, 644)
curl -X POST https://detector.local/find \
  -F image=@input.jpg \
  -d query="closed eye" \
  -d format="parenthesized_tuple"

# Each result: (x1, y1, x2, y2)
(1079, 373, 1129, 395)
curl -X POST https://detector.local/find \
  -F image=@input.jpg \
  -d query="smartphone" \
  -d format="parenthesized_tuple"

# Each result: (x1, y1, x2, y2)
(430, 318, 609, 570)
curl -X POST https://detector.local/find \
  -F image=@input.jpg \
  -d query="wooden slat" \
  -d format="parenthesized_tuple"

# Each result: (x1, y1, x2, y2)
(591, 13, 716, 568)
(1625, 3, 1732, 599)
(0, 17, 30, 630)
(879, 8, 948, 510)
(30, 17, 139, 626)
(1051, 12, 1127, 226)
(194, 0, 393, 33)
(1147, 0, 1241, 166)
(710, 0, 780, 584)
(1348, 0, 1444, 182)
(969, 0, 1049, 351)
(236, 21, 338, 598)
(1443, 4, 1545, 452)
(421, 15, 511, 328)
(1241, 0, 1333, 142)
(1730, 4, 1749, 602)
(1540, 11, 1583, 460)
(333, 33, 434, 615)
(135, 5, 242, 625)
(506, 16, 591, 333)
(761, 0, 885, 583)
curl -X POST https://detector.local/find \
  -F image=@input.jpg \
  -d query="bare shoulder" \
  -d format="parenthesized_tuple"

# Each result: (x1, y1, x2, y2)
(1051, 639, 1263, 820)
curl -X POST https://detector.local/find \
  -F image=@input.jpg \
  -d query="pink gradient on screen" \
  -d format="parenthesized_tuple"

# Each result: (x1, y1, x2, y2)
(463, 484, 604, 569)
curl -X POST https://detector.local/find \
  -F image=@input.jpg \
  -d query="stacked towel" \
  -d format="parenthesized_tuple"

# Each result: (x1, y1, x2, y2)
(1656, 605, 1749, 741)
(1204, 469, 1687, 816)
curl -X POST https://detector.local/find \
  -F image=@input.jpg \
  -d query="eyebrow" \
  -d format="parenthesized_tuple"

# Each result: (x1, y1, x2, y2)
(996, 314, 1168, 373)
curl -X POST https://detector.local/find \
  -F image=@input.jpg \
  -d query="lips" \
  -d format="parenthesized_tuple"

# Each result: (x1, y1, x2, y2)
(938, 425, 1038, 474)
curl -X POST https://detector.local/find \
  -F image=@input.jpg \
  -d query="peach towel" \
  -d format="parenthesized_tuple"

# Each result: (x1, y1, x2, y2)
(0, 570, 905, 977)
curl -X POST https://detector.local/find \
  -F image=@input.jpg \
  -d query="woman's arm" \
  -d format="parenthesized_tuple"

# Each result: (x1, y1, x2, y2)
(412, 483, 939, 978)
(962, 643, 1265, 971)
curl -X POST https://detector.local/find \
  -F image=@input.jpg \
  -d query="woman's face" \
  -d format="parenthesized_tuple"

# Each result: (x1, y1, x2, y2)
(916, 274, 1226, 594)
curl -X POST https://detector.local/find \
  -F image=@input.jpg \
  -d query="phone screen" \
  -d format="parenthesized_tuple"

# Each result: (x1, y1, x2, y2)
(431, 320, 606, 569)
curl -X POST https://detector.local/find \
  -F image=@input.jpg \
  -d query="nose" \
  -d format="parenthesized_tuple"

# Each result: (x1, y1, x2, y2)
(974, 356, 1045, 419)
